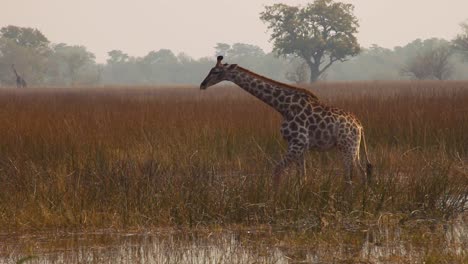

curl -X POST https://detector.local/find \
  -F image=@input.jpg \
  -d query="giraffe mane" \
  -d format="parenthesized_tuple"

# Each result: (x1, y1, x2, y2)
(236, 66, 319, 100)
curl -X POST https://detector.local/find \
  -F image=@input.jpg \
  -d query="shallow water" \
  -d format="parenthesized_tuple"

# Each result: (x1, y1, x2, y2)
(1, 215, 467, 264)
(2, 230, 285, 264)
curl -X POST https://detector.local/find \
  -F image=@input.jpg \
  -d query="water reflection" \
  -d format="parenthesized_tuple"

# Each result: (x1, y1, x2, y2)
(1, 215, 466, 263)
(1, 231, 286, 264)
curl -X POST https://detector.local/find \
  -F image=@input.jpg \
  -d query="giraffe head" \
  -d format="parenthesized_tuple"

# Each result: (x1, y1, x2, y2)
(200, 56, 238, 90)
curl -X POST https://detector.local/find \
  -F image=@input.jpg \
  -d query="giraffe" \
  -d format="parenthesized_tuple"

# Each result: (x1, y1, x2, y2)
(11, 64, 27, 88)
(200, 56, 372, 188)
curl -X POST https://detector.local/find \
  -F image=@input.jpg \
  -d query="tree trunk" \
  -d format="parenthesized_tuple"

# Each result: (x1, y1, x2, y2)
(308, 64, 320, 83)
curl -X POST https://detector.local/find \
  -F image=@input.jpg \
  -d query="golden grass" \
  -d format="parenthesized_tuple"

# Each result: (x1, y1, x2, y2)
(0, 81, 466, 233)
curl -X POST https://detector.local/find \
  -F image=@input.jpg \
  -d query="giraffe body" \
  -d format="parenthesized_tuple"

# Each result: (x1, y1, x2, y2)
(11, 64, 27, 88)
(201, 56, 372, 186)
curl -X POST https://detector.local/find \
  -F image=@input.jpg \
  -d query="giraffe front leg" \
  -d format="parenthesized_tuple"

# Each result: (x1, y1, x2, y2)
(294, 153, 306, 176)
(273, 141, 306, 189)
(273, 157, 291, 188)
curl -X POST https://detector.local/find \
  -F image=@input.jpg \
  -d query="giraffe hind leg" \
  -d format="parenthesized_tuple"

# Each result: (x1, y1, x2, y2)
(354, 140, 371, 185)
(355, 158, 369, 185)
(343, 154, 353, 186)
(341, 153, 355, 205)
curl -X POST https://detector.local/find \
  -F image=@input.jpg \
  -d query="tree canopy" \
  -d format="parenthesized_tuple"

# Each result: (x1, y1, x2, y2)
(400, 39, 453, 80)
(453, 22, 468, 60)
(0, 26, 51, 85)
(1, 23, 468, 87)
(0, 25, 49, 49)
(260, 0, 360, 82)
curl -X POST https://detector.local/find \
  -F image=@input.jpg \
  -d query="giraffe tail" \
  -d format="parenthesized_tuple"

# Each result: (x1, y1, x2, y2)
(360, 129, 373, 183)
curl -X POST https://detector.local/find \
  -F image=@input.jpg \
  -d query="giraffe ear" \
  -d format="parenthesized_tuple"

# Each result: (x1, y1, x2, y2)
(227, 64, 238, 70)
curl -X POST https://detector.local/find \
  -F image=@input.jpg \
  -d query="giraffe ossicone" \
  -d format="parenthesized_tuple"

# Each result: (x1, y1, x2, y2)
(200, 56, 372, 187)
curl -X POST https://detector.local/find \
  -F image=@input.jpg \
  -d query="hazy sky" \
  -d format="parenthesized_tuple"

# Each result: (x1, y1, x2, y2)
(2, 0, 467, 62)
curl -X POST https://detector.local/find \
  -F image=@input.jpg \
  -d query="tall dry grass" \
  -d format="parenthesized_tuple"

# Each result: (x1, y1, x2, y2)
(0, 81, 466, 232)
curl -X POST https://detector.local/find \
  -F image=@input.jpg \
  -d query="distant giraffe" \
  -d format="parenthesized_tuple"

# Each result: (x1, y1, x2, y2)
(200, 56, 372, 187)
(11, 64, 27, 88)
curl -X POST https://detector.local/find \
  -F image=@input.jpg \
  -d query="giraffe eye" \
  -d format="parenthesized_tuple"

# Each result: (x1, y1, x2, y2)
(211, 70, 222, 74)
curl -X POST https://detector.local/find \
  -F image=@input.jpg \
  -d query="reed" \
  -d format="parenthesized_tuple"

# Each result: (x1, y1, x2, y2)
(0, 81, 466, 232)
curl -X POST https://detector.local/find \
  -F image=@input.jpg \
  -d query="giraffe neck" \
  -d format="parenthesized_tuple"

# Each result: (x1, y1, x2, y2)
(12, 68, 19, 78)
(226, 68, 293, 114)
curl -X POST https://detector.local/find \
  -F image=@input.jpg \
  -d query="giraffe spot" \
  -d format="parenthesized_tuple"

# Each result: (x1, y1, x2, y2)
(290, 122, 298, 131)
(324, 117, 331, 123)
(315, 130, 322, 138)
(310, 124, 318, 130)
(273, 90, 281, 97)
(313, 114, 322, 121)
(291, 105, 301, 113)
(319, 122, 326, 129)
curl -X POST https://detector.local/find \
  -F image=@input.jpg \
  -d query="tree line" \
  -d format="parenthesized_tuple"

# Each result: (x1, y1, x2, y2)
(1, 0, 467, 87)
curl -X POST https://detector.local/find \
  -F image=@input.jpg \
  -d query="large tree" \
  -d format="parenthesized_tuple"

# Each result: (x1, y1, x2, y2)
(400, 39, 454, 80)
(401, 47, 453, 80)
(260, 0, 360, 82)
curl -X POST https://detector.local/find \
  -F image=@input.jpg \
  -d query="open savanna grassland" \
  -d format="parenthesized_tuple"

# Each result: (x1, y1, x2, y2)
(0, 81, 467, 262)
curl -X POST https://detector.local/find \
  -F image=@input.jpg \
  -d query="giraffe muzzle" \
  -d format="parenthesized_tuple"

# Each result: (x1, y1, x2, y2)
(200, 81, 207, 90)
